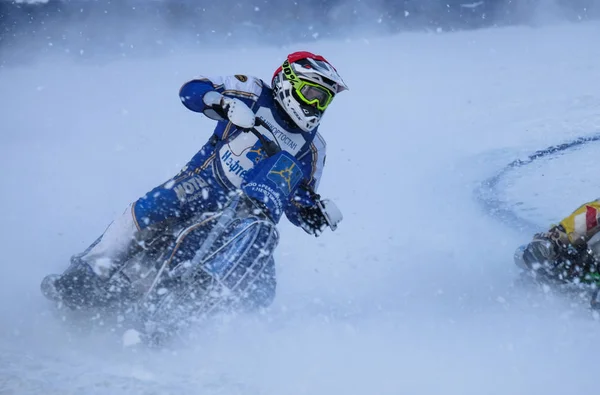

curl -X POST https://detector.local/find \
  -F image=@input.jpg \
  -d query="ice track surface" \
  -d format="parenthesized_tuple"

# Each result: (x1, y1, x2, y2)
(2, 22, 600, 395)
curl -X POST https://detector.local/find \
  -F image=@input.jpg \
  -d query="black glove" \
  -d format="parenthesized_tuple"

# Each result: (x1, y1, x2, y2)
(298, 204, 328, 237)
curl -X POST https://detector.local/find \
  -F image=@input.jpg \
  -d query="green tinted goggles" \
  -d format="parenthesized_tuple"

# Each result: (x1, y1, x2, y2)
(282, 61, 334, 111)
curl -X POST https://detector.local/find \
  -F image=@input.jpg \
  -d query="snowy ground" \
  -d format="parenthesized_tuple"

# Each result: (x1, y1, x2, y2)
(2, 21, 600, 394)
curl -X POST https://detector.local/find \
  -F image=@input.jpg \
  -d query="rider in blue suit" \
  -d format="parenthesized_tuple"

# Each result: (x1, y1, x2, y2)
(42, 51, 348, 309)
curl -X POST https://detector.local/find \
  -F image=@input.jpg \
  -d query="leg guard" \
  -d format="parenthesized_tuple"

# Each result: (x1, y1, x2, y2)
(78, 203, 140, 279)
(76, 173, 221, 278)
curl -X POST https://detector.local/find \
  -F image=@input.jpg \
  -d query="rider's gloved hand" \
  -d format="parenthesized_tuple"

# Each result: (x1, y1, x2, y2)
(298, 203, 328, 237)
(297, 193, 343, 237)
(202, 91, 255, 129)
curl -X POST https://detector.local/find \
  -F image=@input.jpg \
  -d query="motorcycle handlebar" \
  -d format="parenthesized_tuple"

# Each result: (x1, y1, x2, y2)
(244, 117, 281, 157)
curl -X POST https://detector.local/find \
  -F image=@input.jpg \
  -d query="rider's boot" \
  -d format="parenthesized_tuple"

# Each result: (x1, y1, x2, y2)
(41, 204, 143, 307)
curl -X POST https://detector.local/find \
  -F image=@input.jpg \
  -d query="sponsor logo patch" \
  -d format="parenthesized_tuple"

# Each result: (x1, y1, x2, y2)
(235, 74, 248, 82)
(267, 155, 303, 195)
(222, 149, 249, 178)
(245, 140, 269, 164)
(258, 116, 300, 151)
(172, 176, 209, 202)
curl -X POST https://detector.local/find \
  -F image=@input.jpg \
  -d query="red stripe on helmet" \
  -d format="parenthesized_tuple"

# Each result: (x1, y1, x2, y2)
(288, 51, 329, 64)
(272, 51, 334, 84)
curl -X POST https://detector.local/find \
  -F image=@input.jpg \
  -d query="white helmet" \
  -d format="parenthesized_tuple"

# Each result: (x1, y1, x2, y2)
(272, 51, 348, 132)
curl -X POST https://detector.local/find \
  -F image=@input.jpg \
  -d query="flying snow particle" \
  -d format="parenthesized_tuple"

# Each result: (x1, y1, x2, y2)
(91, 258, 113, 276)
(542, 284, 551, 294)
(122, 329, 142, 347)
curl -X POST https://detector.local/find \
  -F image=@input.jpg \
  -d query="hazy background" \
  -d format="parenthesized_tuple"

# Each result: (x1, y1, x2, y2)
(1, 0, 599, 65)
(2, 1, 600, 394)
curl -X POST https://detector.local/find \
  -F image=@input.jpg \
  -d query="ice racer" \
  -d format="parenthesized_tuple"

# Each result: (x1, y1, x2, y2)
(41, 51, 348, 309)
(515, 198, 600, 290)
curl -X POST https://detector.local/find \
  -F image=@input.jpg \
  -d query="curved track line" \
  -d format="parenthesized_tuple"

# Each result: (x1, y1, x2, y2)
(475, 133, 600, 233)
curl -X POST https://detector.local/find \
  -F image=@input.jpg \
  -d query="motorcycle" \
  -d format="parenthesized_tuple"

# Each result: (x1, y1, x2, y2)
(513, 235, 600, 309)
(40, 119, 342, 344)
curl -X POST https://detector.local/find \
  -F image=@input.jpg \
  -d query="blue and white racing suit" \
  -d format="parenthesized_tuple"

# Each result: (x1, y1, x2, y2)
(136, 74, 327, 231)
(76, 74, 328, 307)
